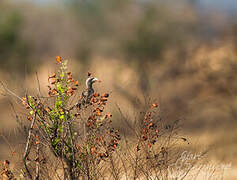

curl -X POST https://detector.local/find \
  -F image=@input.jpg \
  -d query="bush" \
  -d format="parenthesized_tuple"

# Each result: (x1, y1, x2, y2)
(0, 57, 225, 180)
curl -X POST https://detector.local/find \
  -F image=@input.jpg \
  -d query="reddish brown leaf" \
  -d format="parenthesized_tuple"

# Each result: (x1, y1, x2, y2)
(142, 135, 148, 141)
(74, 80, 79, 86)
(102, 93, 109, 98)
(51, 79, 57, 84)
(105, 113, 112, 118)
(45, 107, 50, 112)
(90, 146, 97, 155)
(77, 144, 81, 151)
(2, 172, 8, 178)
(56, 56, 62, 63)
(48, 73, 56, 81)
(148, 122, 153, 128)
(100, 97, 108, 102)
(93, 93, 100, 97)
(3, 160, 10, 166)
(27, 116, 32, 121)
(96, 111, 101, 116)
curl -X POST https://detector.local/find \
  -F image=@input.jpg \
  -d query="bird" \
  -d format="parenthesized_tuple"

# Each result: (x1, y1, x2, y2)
(83, 77, 100, 103)
(77, 76, 100, 108)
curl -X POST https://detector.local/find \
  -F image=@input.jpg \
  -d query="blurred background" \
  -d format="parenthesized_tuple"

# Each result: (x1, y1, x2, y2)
(0, 0, 237, 178)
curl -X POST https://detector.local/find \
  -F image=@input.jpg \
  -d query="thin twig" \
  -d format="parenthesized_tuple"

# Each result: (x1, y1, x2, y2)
(36, 72, 42, 97)
(68, 120, 75, 174)
(0, 133, 15, 157)
(0, 81, 23, 101)
(35, 138, 40, 180)
(23, 109, 38, 180)
(116, 103, 136, 132)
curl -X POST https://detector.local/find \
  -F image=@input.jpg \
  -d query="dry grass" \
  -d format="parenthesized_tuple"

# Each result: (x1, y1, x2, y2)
(0, 57, 233, 180)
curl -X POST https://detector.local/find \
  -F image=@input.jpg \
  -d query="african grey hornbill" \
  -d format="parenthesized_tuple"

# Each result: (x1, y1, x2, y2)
(77, 77, 100, 108)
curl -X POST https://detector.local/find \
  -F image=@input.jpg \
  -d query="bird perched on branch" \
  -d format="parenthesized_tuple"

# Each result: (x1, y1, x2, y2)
(83, 77, 100, 103)
(77, 76, 101, 108)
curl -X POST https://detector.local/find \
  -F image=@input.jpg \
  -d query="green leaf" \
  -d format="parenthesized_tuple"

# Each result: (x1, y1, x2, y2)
(86, 145, 90, 153)
(37, 109, 41, 114)
(60, 73, 64, 78)
(56, 100, 63, 107)
(59, 115, 65, 119)
(59, 126, 63, 133)
(52, 138, 60, 146)
(76, 161, 82, 169)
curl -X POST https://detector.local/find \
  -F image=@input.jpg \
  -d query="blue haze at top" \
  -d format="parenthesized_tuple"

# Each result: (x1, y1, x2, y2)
(18, 0, 237, 15)
(198, 0, 237, 14)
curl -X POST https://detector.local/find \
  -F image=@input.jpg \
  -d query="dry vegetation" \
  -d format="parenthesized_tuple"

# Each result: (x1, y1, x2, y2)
(0, 0, 237, 179)
(0, 57, 231, 179)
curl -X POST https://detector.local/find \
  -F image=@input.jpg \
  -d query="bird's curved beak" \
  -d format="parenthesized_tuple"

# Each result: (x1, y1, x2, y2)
(93, 78, 101, 83)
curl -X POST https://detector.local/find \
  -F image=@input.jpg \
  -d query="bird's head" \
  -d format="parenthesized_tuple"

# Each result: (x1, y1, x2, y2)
(86, 77, 101, 88)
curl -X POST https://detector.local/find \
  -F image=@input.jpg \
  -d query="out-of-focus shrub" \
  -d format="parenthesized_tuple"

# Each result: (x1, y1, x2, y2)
(0, 4, 29, 74)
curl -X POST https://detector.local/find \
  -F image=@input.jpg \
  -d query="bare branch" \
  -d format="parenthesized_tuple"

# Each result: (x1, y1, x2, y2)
(23, 106, 38, 180)
(0, 81, 23, 101)
(35, 72, 42, 97)
(0, 133, 15, 156)
(35, 138, 40, 180)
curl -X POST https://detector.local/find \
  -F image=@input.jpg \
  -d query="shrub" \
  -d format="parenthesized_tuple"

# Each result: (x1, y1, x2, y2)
(0, 57, 226, 180)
